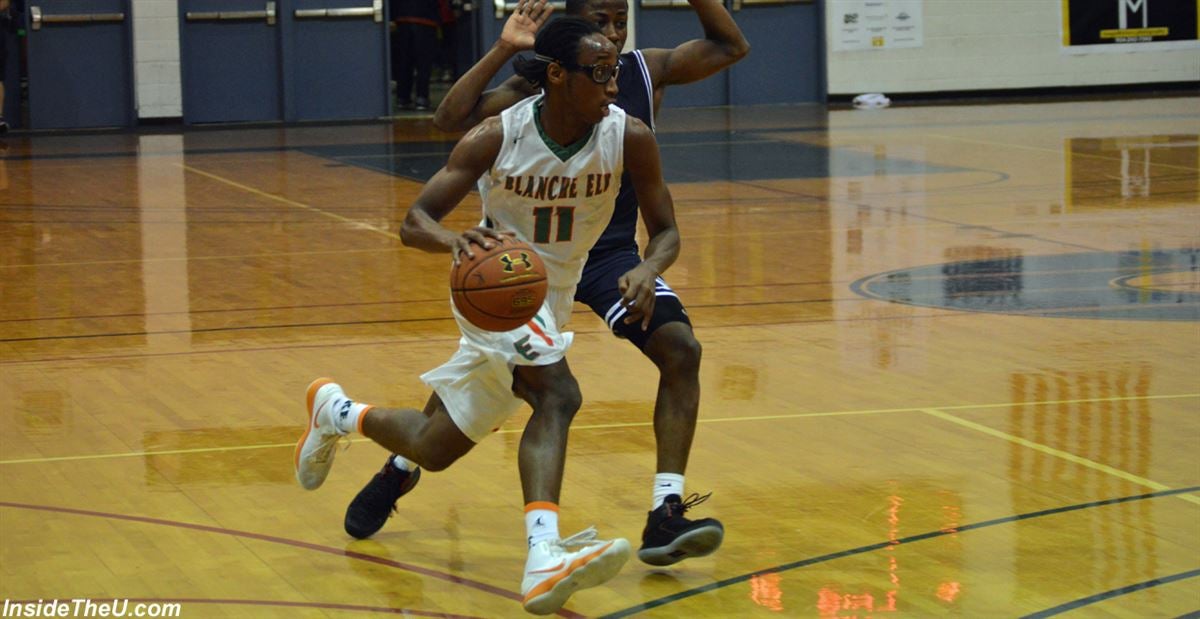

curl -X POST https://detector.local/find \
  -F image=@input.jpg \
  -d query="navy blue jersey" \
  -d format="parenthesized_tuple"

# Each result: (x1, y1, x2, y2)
(574, 50, 692, 344)
(585, 50, 654, 259)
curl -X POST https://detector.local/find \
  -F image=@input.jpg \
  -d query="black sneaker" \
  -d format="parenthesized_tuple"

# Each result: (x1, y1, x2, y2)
(637, 492, 724, 566)
(343, 456, 421, 539)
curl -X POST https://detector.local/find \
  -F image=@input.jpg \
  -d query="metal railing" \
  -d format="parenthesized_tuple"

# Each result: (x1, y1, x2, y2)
(30, 6, 126, 30)
(185, 2, 277, 24)
(295, 0, 383, 22)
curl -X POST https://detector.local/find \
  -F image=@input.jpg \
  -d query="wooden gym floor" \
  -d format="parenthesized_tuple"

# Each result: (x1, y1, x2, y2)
(0, 96, 1197, 618)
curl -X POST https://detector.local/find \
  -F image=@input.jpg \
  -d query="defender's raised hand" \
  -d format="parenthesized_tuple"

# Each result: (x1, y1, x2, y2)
(502, 0, 554, 51)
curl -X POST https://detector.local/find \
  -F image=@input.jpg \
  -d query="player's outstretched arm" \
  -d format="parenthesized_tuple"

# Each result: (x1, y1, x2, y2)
(432, 0, 551, 132)
(641, 0, 750, 92)
(619, 117, 680, 329)
(401, 118, 508, 263)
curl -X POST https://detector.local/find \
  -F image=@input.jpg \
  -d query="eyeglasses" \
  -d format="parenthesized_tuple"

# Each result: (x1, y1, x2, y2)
(536, 55, 620, 84)
(561, 61, 620, 84)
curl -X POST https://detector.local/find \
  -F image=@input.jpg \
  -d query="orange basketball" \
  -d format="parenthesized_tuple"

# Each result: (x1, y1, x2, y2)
(450, 237, 548, 332)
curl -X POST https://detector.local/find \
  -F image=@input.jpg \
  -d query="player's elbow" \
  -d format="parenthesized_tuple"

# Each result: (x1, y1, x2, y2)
(431, 109, 463, 133)
(729, 38, 750, 62)
(399, 212, 423, 247)
(399, 224, 416, 247)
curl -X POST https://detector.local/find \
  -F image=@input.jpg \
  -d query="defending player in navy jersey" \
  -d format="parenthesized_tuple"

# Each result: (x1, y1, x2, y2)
(344, 0, 748, 567)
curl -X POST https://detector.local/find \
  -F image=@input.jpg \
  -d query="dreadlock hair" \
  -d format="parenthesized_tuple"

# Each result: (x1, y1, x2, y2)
(512, 17, 603, 88)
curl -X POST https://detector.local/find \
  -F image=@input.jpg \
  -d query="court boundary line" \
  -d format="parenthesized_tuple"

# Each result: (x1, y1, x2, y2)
(0, 501, 583, 619)
(1, 262, 1184, 326)
(5, 287, 1198, 344)
(179, 164, 400, 241)
(1, 109, 1195, 162)
(0, 263, 1169, 322)
(0, 247, 397, 270)
(1020, 568, 1200, 618)
(597, 486, 1200, 618)
(643, 156, 1111, 254)
(921, 408, 1200, 506)
(2, 393, 1195, 466)
(0, 311, 967, 365)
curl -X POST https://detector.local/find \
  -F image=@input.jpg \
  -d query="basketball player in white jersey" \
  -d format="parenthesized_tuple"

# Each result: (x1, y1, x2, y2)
(294, 17, 680, 615)
(346, 0, 746, 567)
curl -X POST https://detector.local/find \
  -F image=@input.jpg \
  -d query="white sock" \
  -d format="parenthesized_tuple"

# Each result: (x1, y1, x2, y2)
(653, 473, 685, 509)
(525, 503, 560, 548)
(390, 454, 415, 472)
(331, 397, 370, 434)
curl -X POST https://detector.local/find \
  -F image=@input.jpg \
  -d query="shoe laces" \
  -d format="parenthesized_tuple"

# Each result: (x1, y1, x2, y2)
(310, 435, 351, 464)
(530, 527, 603, 564)
(557, 526, 603, 549)
(667, 492, 712, 517)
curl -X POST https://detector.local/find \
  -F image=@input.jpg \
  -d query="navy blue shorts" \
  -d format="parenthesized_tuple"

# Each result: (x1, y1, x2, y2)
(575, 249, 691, 350)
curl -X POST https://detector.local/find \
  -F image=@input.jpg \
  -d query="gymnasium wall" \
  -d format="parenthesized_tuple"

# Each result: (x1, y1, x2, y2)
(132, 0, 183, 118)
(124, 0, 1199, 119)
(825, 0, 1199, 96)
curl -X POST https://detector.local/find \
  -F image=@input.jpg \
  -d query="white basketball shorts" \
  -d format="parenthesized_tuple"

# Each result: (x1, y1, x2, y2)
(420, 285, 575, 443)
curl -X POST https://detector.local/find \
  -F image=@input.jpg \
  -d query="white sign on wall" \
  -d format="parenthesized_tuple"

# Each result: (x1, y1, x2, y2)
(830, 0, 924, 51)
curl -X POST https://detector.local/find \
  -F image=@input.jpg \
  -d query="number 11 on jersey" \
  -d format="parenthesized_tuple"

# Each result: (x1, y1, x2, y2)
(533, 206, 575, 243)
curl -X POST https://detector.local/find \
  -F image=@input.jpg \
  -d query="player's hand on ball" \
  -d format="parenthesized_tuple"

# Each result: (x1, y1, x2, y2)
(450, 237, 547, 332)
(618, 264, 659, 331)
(452, 228, 515, 264)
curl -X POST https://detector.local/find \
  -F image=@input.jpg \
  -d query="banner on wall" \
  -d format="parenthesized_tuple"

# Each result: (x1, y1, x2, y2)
(830, 0, 923, 51)
(1063, 0, 1199, 53)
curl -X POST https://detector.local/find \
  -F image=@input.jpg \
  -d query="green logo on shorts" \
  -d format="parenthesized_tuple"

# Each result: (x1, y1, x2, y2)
(514, 335, 540, 361)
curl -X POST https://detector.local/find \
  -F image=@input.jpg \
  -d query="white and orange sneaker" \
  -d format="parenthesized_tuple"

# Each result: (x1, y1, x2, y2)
(521, 527, 631, 615)
(294, 378, 349, 490)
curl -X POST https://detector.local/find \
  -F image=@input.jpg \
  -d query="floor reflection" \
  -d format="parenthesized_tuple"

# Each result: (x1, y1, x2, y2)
(1009, 366, 1160, 599)
(852, 248, 1200, 320)
(1066, 135, 1199, 209)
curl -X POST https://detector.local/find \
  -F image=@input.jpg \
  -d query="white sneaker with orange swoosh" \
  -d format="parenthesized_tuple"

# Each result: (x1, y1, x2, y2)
(521, 527, 631, 615)
(294, 378, 349, 490)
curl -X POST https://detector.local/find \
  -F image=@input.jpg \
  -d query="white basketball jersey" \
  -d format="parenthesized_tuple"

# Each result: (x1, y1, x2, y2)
(477, 95, 626, 288)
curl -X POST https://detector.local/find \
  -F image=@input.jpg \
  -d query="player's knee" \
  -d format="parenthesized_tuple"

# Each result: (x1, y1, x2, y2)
(525, 375, 582, 426)
(541, 379, 582, 419)
(516, 364, 582, 418)
(648, 324, 702, 376)
(668, 336, 703, 377)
